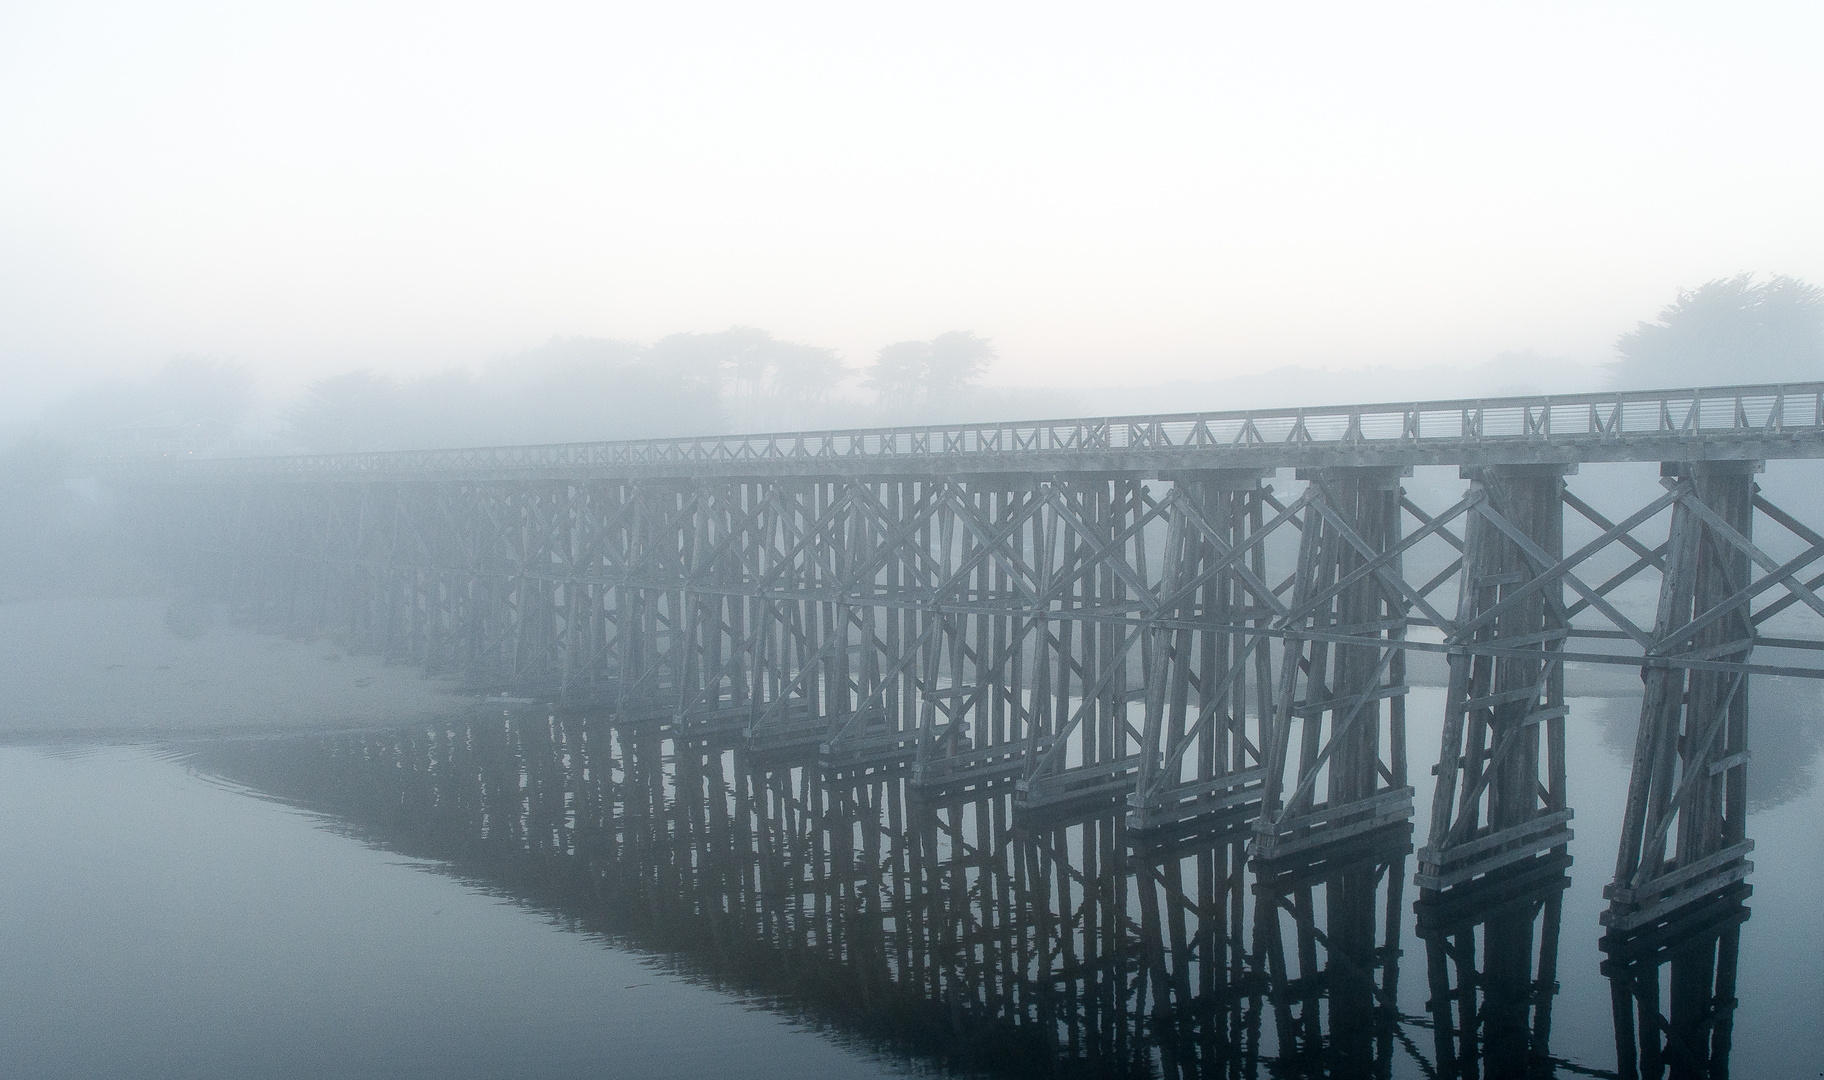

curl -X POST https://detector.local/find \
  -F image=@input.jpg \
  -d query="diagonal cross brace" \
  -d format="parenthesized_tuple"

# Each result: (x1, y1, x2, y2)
(1163, 490, 1290, 618)
(1629, 672, 1746, 891)
(1461, 495, 1667, 650)
(1303, 483, 1457, 635)
(1153, 487, 1312, 615)
(1285, 488, 1482, 629)
(1677, 490, 1824, 623)
(1265, 642, 1401, 831)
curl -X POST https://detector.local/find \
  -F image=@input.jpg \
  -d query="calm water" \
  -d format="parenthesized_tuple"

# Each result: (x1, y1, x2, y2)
(3, 688, 1821, 1079)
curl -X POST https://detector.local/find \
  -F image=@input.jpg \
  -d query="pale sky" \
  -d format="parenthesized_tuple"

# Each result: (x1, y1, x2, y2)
(3, 0, 1821, 411)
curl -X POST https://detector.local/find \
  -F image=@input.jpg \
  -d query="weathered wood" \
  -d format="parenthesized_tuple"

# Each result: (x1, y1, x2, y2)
(1609, 462, 1757, 932)
(1254, 467, 1414, 858)
(1419, 465, 1572, 892)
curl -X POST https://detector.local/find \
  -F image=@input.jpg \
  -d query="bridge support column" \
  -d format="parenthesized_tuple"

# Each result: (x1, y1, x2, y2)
(915, 477, 1056, 796)
(1419, 464, 1573, 891)
(819, 479, 942, 775)
(1128, 470, 1275, 836)
(1254, 466, 1413, 860)
(1012, 476, 1152, 810)
(1607, 461, 1756, 932)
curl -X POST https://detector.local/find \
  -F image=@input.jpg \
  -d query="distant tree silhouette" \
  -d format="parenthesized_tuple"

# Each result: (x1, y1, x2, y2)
(1613, 274, 1824, 389)
(480, 336, 709, 445)
(864, 341, 929, 408)
(647, 327, 850, 414)
(25, 358, 256, 454)
(649, 328, 766, 400)
(284, 337, 738, 453)
(925, 331, 996, 401)
(768, 342, 850, 406)
(281, 327, 864, 453)
(285, 371, 405, 453)
(864, 332, 995, 410)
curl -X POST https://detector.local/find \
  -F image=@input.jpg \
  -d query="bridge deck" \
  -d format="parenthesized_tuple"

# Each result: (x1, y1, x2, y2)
(146, 383, 1824, 480)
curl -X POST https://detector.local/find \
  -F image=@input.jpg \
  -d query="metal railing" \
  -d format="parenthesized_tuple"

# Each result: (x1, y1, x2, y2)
(146, 383, 1824, 478)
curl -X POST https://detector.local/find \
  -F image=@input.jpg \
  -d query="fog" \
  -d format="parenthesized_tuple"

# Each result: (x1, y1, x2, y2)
(5, 2, 1824, 418)
(5, 273, 1820, 466)
(5, 5, 1824, 1079)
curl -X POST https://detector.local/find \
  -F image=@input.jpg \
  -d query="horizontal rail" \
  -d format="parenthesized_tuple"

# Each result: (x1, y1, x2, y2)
(123, 382, 1824, 480)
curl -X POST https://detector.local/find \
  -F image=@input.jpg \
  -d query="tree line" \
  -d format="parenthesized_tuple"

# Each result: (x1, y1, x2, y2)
(9, 274, 1824, 460)
(278, 328, 997, 453)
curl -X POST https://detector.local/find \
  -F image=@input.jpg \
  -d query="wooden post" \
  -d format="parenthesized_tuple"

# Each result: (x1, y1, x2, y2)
(1128, 470, 1276, 836)
(1254, 466, 1414, 859)
(1418, 464, 1573, 891)
(1607, 461, 1757, 932)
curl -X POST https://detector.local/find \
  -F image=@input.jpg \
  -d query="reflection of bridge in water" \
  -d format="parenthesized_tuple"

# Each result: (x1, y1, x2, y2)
(145, 383, 1807, 1072)
(200, 714, 1742, 1078)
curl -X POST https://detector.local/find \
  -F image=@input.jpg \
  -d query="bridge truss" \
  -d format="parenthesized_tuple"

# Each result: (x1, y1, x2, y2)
(142, 383, 1824, 934)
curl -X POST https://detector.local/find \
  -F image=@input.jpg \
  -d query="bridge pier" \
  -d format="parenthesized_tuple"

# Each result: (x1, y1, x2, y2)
(912, 477, 1056, 798)
(1419, 464, 1573, 892)
(1607, 461, 1757, 932)
(1254, 466, 1414, 859)
(1128, 469, 1274, 835)
(1007, 477, 1153, 809)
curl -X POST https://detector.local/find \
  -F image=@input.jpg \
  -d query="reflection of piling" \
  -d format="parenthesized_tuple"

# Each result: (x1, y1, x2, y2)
(200, 711, 1303, 1077)
(1251, 823, 1413, 1077)
(1415, 851, 1570, 1079)
(1600, 882, 1748, 1080)
(1132, 816, 1263, 1079)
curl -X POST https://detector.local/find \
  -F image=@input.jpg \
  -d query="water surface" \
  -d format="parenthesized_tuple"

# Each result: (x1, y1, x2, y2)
(3, 687, 1821, 1078)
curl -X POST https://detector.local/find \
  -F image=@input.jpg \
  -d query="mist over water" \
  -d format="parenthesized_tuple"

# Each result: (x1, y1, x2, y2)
(6, 3, 1824, 1077)
(0, 746, 919, 1080)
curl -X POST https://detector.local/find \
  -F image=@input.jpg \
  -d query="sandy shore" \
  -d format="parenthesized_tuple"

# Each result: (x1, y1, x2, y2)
(0, 596, 484, 742)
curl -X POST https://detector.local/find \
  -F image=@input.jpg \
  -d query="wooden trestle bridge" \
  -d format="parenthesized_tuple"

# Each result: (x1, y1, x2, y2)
(142, 382, 1824, 952)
